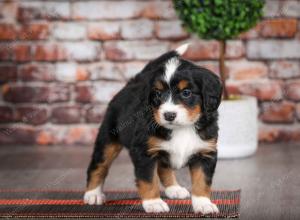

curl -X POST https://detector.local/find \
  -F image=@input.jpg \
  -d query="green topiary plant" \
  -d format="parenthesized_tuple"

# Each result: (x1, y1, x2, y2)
(173, 0, 264, 100)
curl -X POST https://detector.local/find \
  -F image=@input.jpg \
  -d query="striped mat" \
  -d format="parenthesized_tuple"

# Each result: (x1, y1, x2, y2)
(0, 189, 240, 218)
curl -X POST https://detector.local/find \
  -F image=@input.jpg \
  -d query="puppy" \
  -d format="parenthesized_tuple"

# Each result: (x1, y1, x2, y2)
(83, 44, 223, 214)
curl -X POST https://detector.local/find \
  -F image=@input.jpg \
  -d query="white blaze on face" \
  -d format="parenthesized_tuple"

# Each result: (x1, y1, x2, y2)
(158, 96, 197, 128)
(164, 57, 180, 84)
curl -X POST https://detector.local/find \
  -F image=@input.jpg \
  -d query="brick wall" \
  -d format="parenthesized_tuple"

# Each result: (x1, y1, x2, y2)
(0, 0, 300, 146)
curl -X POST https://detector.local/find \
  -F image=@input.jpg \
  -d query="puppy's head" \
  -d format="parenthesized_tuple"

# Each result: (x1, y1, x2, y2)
(148, 44, 223, 129)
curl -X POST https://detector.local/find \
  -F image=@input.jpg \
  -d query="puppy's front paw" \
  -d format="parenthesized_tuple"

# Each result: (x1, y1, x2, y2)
(192, 196, 219, 214)
(165, 185, 190, 199)
(142, 198, 170, 213)
(83, 186, 105, 205)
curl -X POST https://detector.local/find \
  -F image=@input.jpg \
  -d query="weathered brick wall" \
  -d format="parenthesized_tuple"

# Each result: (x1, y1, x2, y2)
(0, 0, 299, 146)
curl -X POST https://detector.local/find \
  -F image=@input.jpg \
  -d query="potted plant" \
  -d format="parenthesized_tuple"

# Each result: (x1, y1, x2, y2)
(174, 0, 265, 158)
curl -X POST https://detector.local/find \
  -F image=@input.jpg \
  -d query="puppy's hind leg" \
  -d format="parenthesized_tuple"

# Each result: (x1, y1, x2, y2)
(84, 136, 122, 205)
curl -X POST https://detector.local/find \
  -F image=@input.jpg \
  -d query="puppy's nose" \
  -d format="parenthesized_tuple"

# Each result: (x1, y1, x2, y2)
(164, 112, 177, 122)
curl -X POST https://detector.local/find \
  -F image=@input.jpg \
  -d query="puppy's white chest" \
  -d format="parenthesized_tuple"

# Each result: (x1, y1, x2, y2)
(160, 127, 210, 169)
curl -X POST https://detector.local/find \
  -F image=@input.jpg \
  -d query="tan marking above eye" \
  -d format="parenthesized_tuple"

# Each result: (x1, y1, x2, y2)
(177, 80, 189, 90)
(154, 80, 164, 90)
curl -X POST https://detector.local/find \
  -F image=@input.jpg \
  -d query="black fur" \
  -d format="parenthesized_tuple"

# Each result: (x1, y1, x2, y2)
(86, 50, 223, 186)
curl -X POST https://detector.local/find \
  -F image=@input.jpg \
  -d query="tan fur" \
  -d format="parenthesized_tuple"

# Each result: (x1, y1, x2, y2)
(153, 109, 161, 125)
(158, 164, 178, 187)
(190, 167, 211, 198)
(154, 80, 164, 90)
(136, 164, 160, 200)
(198, 138, 217, 159)
(147, 136, 162, 157)
(177, 80, 189, 90)
(87, 143, 122, 190)
(187, 104, 202, 121)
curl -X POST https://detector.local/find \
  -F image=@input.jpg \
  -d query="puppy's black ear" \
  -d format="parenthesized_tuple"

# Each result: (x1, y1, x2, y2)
(195, 67, 223, 113)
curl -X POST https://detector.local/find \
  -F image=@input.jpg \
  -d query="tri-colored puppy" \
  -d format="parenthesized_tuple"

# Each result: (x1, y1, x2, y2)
(83, 44, 223, 214)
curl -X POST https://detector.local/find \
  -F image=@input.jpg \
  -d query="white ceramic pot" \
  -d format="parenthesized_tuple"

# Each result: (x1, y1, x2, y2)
(217, 96, 258, 159)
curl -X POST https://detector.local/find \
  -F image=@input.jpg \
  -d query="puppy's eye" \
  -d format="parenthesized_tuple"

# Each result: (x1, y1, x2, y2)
(181, 89, 192, 98)
(155, 90, 162, 97)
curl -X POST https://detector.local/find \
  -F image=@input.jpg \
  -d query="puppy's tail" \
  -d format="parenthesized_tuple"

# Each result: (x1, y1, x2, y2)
(175, 43, 190, 56)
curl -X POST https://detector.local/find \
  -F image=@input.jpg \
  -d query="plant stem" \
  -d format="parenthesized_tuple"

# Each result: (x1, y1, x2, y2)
(219, 40, 229, 100)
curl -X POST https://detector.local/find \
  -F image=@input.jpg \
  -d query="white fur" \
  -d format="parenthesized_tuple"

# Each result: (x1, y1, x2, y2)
(142, 198, 170, 213)
(165, 185, 190, 199)
(83, 185, 106, 205)
(191, 196, 219, 214)
(160, 126, 212, 169)
(164, 57, 180, 83)
(175, 43, 189, 55)
(158, 97, 200, 129)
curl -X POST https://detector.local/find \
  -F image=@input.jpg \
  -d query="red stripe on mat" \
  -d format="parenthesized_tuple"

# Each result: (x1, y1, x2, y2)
(0, 199, 239, 206)
(0, 189, 240, 193)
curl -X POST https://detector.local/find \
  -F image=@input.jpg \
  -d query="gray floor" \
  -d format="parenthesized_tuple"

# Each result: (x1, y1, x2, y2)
(0, 143, 299, 219)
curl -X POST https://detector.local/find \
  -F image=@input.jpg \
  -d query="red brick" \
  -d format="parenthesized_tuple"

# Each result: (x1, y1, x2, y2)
(18, 23, 49, 40)
(121, 19, 154, 40)
(48, 84, 70, 102)
(75, 81, 124, 103)
(18, 1, 70, 21)
(92, 81, 125, 103)
(0, 106, 13, 123)
(247, 40, 300, 59)
(259, 125, 300, 143)
(52, 105, 82, 124)
(119, 61, 147, 80)
(155, 21, 189, 40)
(55, 63, 89, 82)
(0, 44, 12, 61)
(75, 85, 93, 103)
(76, 66, 89, 81)
(281, 1, 300, 18)
(35, 126, 97, 146)
(142, 0, 176, 19)
(260, 101, 295, 123)
(196, 61, 219, 75)
(36, 128, 57, 145)
(89, 62, 124, 81)
(86, 105, 106, 123)
(15, 107, 48, 125)
(0, 126, 36, 145)
(269, 61, 300, 79)
(2, 85, 50, 103)
(88, 22, 120, 41)
(239, 24, 261, 39)
(73, 1, 145, 20)
(53, 23, 86, 40)
(0, 65, 17, 83)
(64, 42, 101, 62)
(0, 2, 18, 21)
(227, 80, 283, 101)
(183, 40, 219, 60)
(285, 80, 300, 101)
(104, 41, 169, 61)
(12, 44, 31, 62)
(18, 64, 55, 81)
(227, 61, 268, 80)
(226, 41, 245, 59)
(263, 0, 280, 17)
(62, 126, 97, 145)
(0, 23, 16, 40)
(34, 44, 67, 61)
(260, 19, 297, 38)
(296, 104, 300, 120)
